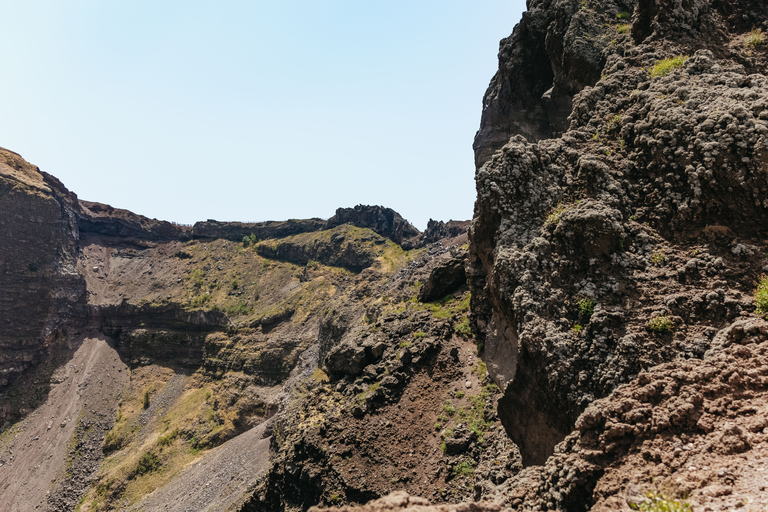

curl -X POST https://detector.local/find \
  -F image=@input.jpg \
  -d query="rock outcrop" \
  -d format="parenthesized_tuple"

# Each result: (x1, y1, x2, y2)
(326, 205, 422, 249)
(0, 148, 85, 390)
(80, 200, 192, 241)
(192, 218, 326, 242)
(469, 0, 768, 476)
(473, 0, 638, 168)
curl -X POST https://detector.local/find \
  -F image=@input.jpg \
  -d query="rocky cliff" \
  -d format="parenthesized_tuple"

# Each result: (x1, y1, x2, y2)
(468, 0, 768, 507)
(0, 148, 85, 397)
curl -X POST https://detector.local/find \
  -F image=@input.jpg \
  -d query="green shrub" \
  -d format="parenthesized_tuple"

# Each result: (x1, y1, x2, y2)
(143, 390, 150, 409)
(454, 318, 473, 337)
(443, 403, 456, 416)
(746, 28, 765, 49)
(629, 491, 691, 512)
(455, 391, 465, 399)
(616, 11, 630, 19)
(577, 298, 595, 317)
(412, 331, 426, 339)
(573, 324, 583, 334)
(224, 302, 251, 316)
(755, 274, 768, 316)
(102, 429, 127, 453)
(132, 452, 160, 477)
(451, 461, 476, 477)
(651, 250, 666, 265)
(649, 56, 688, 78)
(399, 341, 412, 348)
(617, 24, 630, 34)
(648, 315, 674, 333)
(546, 203, 568, 225)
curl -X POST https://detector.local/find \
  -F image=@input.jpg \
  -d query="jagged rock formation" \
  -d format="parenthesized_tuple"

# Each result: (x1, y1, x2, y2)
(495, 319, 768, 511)
(473, 0, 638, 167)
(469, 0, 768, 503)
(421, 220, 471, 247)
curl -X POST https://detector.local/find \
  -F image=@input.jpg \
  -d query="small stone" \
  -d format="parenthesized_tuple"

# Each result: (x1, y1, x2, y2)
(465, 381, 472, 389)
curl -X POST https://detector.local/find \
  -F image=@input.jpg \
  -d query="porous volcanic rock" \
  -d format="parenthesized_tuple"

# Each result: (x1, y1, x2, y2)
(469, 0, 768, 467)
(421, 220, 470, 246)
(473, 0, 638, 167)
(494, 318, 768, 511)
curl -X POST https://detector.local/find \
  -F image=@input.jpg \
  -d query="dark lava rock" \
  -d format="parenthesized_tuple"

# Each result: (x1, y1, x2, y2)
(418, 248, 468, 303)
(326, 205, 421, 248)
(79, 200, 192, 241)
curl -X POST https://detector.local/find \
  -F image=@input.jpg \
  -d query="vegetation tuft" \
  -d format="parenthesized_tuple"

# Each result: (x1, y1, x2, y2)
(755, 274, 768, 316)
(648, 315, 674, 333)
(649, 56, 688, 78)
(577, 298, 595, 317)
(629, 491, 691, 512)
(746, 28, 764, 49)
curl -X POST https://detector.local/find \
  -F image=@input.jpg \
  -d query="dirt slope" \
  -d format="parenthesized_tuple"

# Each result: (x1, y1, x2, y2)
(0, 334, 127, 511)
(128, 422, 271, 512)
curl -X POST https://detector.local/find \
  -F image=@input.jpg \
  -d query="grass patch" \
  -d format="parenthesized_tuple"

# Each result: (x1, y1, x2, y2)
(546, 203, 568, 225)
(451, 460, 476, 478)
(649, 55, 688, 78)
(616, 11, 630, 19)
(311, 368, 330, 382)
(651, 250, 666, 265)
(131, 452, 160, 478)
(746, 28, 764, 49)
(617, 24, 630, 34)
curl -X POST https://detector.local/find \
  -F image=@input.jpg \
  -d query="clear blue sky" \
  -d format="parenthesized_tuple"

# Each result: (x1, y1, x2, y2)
(0, 1, 525, 229)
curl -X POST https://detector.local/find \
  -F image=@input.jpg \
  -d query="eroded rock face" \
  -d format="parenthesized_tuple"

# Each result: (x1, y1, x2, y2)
(473, 0, 638, 168)
(0, 148, 85, 389)
(470, 0, 768, 467)
(80, 200, 192, 241)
